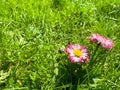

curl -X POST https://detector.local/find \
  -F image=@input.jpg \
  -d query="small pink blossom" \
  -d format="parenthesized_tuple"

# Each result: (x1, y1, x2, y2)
(101, 38, 114, 50)
(90, 33, 114, 50)
(90, 33, 104, 44)
(65, 43, 89, 63)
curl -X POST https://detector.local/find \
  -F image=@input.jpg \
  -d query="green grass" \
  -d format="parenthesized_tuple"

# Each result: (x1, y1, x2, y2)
(1, 0, 120, 89)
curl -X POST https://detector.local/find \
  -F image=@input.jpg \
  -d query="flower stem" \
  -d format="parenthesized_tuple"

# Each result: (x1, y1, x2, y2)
(90, 44, 100, 65)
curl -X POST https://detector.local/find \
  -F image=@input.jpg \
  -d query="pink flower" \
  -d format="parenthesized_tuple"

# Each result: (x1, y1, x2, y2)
(90, 33, 105, 44)
(101, 38, 114, 50)
(90, 33, 114, 50)
(65, 43, 89, 63)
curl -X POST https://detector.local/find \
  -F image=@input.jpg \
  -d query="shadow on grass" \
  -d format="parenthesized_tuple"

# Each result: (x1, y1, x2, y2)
(55, 54, 89, 90)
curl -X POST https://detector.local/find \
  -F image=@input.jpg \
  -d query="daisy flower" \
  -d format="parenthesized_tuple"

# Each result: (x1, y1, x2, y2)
(90, 33, 114, 50)
(101, 38, 114, 50)
(90, 33, 105, 44)
(65, 43, 89, 63)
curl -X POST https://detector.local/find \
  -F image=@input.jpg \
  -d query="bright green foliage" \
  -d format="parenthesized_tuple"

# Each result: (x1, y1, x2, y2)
(0, 0, 120, 89)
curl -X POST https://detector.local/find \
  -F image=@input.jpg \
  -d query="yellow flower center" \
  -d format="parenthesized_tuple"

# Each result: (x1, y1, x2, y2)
(73, 49, 82, 57)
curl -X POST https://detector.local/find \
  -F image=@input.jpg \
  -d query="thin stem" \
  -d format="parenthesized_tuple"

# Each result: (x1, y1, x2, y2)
(86, 66, 90, 83)
(90, 44, 100, 64)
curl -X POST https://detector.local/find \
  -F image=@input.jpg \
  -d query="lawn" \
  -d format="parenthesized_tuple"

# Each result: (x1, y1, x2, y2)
(1, 0, 120, 89)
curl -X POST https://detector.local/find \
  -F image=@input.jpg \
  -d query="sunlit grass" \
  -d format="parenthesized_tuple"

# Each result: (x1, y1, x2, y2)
(1, 0, 120, 89)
